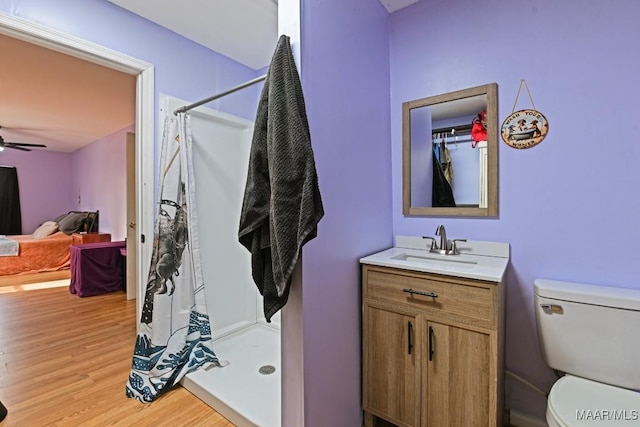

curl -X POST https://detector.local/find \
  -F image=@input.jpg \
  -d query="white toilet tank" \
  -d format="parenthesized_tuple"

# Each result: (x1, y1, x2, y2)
(534, 278, 640, 390)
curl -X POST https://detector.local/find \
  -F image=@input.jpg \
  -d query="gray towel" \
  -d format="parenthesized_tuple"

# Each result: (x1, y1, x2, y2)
(238, 35, 324, 322)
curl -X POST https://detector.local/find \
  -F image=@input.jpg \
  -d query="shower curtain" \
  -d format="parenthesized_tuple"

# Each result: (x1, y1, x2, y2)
(126, 113, 222, 403)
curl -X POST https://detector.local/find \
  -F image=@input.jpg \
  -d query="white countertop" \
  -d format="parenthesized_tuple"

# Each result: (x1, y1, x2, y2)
(360, 236, 510, 282)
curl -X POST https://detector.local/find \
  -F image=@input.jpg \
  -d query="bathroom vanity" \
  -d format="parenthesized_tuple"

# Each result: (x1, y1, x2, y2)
(360, 236, 509, 427)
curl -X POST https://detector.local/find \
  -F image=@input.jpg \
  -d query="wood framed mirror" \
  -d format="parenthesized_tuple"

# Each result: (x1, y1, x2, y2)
(402, 83, 498, 217)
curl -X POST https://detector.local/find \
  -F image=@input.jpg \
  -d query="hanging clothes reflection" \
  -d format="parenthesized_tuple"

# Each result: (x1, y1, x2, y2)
(432, 133, 455, 207)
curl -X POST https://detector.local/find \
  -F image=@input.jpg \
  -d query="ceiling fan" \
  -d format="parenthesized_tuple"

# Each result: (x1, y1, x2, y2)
(0, 127, 47, 152)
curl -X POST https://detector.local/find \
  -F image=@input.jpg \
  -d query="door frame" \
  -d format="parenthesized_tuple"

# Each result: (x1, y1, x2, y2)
(0, 13, 155, 319)
(125, 132, 137, 301)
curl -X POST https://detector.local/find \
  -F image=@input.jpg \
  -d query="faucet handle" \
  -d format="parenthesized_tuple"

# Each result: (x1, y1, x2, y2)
(422, 236, 438, 250)
(451, 239, 467, 255)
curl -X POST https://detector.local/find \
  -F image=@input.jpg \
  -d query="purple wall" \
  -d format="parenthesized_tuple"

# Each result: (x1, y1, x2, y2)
(0, 127, 132, 239)
(71, 125, 134, 241)
(0, 149, 73, 234)
(300, 0, 392, 425)
(1, 126, 133, 240)
(390, 0, 640, 419)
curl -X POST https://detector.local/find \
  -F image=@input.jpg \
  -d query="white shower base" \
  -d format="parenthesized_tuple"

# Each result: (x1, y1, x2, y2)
(182, 324, 281, 427)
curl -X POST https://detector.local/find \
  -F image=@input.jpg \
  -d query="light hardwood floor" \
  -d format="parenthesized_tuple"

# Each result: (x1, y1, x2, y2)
(0, 270, 70, 287)
(0, 280, 234, 426)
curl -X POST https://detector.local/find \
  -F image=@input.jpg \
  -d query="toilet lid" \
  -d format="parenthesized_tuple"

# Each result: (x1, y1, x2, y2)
(549, 375, 640, 426)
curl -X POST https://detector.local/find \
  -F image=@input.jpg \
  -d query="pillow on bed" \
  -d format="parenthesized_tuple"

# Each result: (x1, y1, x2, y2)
(58, 212, 88, 234)
(32, 221, 59, 239)
(53, 213, 70, 224)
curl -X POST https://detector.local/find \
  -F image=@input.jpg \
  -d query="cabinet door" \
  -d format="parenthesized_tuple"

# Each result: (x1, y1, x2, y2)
(363, 304, 420, 427)
(423, 321, 491, 426)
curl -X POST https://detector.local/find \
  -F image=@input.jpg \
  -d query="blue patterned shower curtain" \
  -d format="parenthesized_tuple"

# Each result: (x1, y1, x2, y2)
(126, 113, 222, 402)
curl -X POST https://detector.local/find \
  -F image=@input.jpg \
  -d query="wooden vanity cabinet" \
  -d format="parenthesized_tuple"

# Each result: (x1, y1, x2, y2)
(363, 304, 421, 426)
(362, 265, 505, 427)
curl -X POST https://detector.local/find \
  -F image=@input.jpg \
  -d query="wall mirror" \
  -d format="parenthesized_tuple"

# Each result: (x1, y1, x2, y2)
(402, 83, 498, 217)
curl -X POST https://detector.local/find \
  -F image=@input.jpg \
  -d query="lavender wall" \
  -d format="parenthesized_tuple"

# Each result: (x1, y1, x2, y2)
(70, 125, 134, 241)
(1, 126, 133, 241)
(300, 0, 393, 425)
(0, 149, 73, 233)
(390, 0, 640, 419)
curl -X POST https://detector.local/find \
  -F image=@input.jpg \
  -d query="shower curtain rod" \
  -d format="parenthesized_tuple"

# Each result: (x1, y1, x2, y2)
(174, 74, 267, 115)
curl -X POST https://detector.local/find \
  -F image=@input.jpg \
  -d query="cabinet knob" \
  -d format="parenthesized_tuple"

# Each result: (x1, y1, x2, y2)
(128, 222, 136, 229)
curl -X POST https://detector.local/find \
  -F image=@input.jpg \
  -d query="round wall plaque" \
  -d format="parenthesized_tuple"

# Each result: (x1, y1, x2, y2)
(501, 109, 548, 149)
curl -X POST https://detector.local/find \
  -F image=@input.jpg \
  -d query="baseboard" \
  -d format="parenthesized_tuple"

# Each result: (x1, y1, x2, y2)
(510, 410, 547, 427)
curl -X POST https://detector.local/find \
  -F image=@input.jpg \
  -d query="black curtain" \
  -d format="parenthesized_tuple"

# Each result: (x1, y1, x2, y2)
(0, 166, 22, 235)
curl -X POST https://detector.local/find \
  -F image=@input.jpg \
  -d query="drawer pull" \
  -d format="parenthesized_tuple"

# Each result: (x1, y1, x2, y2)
(428, 326, 434, 361)
(403, 288, 438, 298)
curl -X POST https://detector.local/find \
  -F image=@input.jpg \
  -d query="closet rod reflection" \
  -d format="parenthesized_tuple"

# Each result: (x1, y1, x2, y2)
(174, 74, 267, 115)
(432, 124, 473, 135)
(432, 137, 475, 145)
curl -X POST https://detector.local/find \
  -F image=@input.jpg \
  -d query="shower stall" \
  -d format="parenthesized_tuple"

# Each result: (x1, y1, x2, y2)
(160, 95, 281, 427)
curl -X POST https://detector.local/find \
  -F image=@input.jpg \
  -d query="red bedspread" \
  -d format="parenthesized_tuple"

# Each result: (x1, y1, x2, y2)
(0, 231, 72, 276)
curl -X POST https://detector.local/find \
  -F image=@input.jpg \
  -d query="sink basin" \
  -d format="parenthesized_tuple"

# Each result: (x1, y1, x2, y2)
(360, 236, 510, 282)
(391, 253, 477, 268)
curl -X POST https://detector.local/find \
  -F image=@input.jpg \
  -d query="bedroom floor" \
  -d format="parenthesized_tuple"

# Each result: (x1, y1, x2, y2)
(0, 276, 234, 426)
(0, 270, 70, 288)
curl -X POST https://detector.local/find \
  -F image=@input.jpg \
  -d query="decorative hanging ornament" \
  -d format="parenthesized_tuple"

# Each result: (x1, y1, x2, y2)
(501, 79, 548, 149)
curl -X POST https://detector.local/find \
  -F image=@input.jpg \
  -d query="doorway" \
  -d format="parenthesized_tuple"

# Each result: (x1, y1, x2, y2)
(0, 13, 154, 319)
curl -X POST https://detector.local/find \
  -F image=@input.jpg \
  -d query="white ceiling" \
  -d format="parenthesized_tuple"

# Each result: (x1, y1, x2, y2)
(108, 0, 279, 70)
(378, 0, 421, 13)
(0, 0, 417, 154)
(431, 95, 488, 122)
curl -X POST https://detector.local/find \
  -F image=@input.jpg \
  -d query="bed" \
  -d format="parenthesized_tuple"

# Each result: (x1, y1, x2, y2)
(0, 210, 99, 276)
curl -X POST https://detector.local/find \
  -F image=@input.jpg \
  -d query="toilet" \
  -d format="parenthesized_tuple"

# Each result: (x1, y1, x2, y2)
(534, 279, 640, 426)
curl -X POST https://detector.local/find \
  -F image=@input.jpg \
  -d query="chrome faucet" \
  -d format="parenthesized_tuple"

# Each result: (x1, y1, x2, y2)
(435, 224, 449, 252)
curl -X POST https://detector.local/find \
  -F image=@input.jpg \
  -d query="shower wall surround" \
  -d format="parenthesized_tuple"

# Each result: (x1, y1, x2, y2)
(159, 95, 281, 426)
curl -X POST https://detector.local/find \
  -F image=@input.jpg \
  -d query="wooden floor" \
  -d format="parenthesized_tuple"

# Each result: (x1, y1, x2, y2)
(0, 280, 234, 426)
(0, 270, 71, 288)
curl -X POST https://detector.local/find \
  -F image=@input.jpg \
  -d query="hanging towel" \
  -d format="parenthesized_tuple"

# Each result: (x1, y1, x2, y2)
(239, 35, 324, 322)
